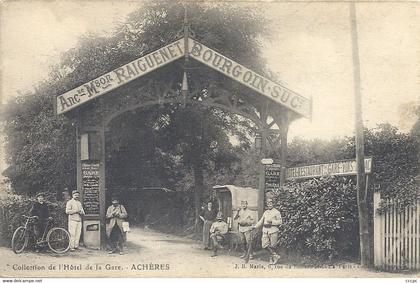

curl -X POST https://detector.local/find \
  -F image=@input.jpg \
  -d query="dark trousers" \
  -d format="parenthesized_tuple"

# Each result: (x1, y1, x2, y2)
(210, 234, 224, 254)
(202, 220, 212, 248)
(109, 226, 124, 252)
(34, 220, 47, 241)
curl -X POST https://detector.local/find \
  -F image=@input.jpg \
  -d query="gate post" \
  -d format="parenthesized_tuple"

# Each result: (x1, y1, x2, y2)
(77, 125, 106, 249)
(279, 118, 289, 187)
(373, 191, 382, 268)
(257, 107, 268, 219)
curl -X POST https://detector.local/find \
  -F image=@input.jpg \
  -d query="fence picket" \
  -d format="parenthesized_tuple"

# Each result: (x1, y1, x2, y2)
(416, 200, 420, 269)
(374, 196, 420, 271)
(387, 199, 391, 270)
(392, 200, 396, 270)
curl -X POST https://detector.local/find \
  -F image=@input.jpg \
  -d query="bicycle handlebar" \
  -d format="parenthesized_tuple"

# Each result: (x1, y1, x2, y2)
(22, 215, 38, 219)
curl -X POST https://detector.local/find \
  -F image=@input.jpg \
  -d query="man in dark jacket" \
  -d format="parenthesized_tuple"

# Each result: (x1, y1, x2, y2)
(106, 196, 128, 255)
(29, 192, 52, 241)
(199, 201, 217, 250)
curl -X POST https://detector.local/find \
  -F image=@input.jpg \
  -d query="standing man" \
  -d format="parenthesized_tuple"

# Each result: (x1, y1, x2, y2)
(209, 212, 228, 257)
(253, 199, 282, 264)
(106, 196, 128, 255)
(234, 200, 255, 259)
(29, 192, 52, 243)
(199, 201, 216, 250)
(65, 190, 85, 251)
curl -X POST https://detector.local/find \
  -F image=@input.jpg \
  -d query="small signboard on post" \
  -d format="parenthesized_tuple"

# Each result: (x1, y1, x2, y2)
(286, 157, 373, 180)
(262, 157, 373, 194)
(265, 164, 282, 192)
(81, 161, 100, 216)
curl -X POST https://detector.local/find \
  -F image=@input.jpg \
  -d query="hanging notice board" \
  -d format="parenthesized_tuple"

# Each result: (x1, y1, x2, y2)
(265, 164, 281, 192)
(82, 161, 100, 216)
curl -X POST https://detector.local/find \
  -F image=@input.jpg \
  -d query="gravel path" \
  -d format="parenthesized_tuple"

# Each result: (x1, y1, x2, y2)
(0, 227, 409, 278)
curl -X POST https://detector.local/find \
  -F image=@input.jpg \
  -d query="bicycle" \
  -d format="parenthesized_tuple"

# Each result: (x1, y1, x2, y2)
(11, 215, 70, 254)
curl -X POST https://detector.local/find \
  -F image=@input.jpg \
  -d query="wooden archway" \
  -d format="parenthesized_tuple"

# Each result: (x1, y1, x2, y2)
(69, 75, 298, 248)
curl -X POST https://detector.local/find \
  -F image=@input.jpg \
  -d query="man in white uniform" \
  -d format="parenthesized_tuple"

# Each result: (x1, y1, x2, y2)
(234, 200, 255, 259)
(253, 199, 282, 264)
(65, 190, 85, 251)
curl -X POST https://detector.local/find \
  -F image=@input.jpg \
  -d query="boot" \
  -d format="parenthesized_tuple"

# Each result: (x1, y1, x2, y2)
(240, 245, 247, 258)
(211, 247, 218, 257)
(272, 253, 280, 264)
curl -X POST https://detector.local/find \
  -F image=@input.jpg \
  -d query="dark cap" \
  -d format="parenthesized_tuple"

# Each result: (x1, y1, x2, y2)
(111, 196, 119, 202)
(36, 192, 45, 198)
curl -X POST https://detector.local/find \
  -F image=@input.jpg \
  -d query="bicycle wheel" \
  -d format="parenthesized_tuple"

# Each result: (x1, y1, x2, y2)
(11, 226, 28, 254)
(47, 227, 70, 254)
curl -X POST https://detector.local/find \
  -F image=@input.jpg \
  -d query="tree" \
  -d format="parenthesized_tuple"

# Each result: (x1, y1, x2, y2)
(2, 92, 76, 196)
(2, 1, 269, 232)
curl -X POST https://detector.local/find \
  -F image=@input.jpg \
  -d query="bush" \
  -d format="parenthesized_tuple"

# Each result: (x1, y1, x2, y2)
(273, 176, 359, 260)
(0, 193, 67, 247)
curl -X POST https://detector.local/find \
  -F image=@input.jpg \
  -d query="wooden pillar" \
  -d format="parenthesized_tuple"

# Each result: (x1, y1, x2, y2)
(99, 126, 106, 249)
(77, 125, 105, 249)
(257, 107, 268, 219)
(279, 119, 289, 187)
(76, 121, 82, 197)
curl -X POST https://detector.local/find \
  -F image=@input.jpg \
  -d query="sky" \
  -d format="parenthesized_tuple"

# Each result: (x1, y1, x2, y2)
(0, 0, 419, 141)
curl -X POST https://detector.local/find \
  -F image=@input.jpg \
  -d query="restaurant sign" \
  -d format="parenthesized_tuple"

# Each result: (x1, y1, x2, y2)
(286, 157, 373, 180)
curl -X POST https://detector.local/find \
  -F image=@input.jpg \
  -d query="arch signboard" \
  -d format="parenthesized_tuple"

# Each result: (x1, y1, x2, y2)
(56, 38, 311, 118)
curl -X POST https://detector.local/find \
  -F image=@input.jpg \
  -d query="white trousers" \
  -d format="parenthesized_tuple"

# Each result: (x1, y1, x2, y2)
(68, 220, 82, 249)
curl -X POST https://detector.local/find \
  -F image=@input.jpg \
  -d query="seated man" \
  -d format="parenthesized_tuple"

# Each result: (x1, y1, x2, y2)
(209, 211, 228, 257)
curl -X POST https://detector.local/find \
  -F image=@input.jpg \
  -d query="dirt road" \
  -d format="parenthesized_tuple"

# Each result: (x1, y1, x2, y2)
(0, 227, 407, 278)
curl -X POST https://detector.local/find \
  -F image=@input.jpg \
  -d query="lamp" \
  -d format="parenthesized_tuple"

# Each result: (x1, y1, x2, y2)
(254, 133, 262, 150)
(181, 71, 188, 95)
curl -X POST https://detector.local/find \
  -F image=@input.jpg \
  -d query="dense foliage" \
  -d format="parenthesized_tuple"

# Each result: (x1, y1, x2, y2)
(287, 124, 419, 212)
(274, 176, 358, 259)
(2, 94, 76, 195)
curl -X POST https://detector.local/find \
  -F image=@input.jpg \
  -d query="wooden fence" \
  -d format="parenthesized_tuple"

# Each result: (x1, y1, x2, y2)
(374, 192, 420, 271)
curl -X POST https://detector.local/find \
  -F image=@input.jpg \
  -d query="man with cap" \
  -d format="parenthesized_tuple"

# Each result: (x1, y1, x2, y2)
(65, 190, 85, 251)
(209, 211, 228, 257)
(234, 200, 255, 259)
(253, 199, 283, 264)
(106, 196, 128, 255)
(29, 192, 52, 243)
